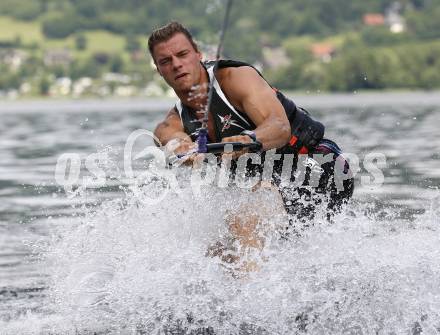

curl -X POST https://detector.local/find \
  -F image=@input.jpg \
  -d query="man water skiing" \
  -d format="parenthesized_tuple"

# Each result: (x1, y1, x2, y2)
(148, 21, 353, 273)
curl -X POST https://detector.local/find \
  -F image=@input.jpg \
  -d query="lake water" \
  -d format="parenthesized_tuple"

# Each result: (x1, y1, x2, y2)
(0, 92, 439, 334)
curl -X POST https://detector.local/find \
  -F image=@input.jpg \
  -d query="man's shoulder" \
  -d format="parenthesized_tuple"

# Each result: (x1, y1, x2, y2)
(218, 65, 262, 87)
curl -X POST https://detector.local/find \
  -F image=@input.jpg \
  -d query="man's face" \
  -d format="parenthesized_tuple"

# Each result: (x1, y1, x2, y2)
(153, 33, 203, 93)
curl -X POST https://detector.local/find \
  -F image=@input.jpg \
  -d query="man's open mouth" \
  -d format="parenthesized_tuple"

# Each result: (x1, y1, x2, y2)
(175, 73, 188, 80)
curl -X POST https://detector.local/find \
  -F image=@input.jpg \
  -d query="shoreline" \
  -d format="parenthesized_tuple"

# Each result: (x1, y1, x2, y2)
(0, 90, 439, 113)
(288, 90, 440, 108)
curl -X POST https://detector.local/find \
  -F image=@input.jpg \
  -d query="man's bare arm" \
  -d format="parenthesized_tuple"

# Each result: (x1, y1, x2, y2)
(153, 108, 193, 149)
(220, 66, 291, 150)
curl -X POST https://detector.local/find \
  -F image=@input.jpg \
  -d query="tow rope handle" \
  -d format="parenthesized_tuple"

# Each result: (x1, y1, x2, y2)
(175, 141, 262, 160)
(206, 141, 262, 154)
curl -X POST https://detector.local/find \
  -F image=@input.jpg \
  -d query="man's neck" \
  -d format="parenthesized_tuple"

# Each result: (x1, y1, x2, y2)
(176, 65, 209, 112)
(177, 90, 207, 111)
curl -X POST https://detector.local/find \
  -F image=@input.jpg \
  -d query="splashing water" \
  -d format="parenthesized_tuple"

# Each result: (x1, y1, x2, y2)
(2, 100, 440, 334)
(12, 167, 439, 335)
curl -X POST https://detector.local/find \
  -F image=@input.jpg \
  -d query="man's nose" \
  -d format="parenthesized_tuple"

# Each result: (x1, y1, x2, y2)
(172, 56, 182, 70)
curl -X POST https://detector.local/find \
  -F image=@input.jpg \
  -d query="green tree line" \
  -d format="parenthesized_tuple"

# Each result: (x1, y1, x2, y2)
(266, 40, 440, 91)
(1, 0, 439, 92)
(1, 0, 438, 41)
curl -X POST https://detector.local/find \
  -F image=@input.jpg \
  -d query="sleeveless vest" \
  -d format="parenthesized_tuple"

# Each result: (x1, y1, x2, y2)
(174, 59, 323, 153)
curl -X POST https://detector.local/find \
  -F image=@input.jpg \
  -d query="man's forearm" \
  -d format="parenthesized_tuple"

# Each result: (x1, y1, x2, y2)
(254, 117, 291, 150)
(159, 132, 192, 146)
(154, 122, 192, 147)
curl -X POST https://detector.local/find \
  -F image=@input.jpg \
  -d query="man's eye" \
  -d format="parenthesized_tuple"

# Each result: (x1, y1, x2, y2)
(160, 59, 170, 65)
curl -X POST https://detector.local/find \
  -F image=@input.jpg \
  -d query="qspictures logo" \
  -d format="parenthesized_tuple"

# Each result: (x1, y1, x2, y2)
(54, 129, 387, 203)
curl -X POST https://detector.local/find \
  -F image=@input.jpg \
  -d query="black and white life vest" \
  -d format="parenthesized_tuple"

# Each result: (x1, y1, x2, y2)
(174, 59, 324, 153)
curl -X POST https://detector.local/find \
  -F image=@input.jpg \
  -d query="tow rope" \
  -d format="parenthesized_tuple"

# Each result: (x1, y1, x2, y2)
(196, 0, 234, 153)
